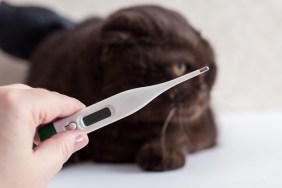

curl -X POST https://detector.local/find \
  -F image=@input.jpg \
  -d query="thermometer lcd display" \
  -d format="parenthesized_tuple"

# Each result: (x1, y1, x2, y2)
(83, 107, 111, 126)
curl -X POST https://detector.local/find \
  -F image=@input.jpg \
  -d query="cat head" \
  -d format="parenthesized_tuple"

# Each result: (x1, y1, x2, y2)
(92, 5, 217, 122)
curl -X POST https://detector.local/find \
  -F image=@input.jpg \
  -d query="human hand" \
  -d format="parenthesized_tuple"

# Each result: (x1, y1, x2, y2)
(0, 84, 89, 188)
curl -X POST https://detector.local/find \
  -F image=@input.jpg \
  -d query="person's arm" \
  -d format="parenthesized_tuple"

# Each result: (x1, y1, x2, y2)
(0, 84, 89, 188)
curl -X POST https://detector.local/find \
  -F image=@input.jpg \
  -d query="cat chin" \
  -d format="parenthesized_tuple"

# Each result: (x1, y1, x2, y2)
(172, 102, 207, 123)
(174, 92, 209, 123)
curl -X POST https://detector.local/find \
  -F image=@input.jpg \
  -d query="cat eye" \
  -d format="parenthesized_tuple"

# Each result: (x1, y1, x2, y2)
(172, 63, 187, 77)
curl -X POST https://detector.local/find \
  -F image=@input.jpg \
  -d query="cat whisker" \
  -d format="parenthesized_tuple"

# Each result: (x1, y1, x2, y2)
(160, 107, 176, 165)
(178, 106, 193, 151)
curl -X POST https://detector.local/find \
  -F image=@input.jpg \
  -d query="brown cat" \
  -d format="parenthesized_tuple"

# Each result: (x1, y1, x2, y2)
(0, 3, 217, 171)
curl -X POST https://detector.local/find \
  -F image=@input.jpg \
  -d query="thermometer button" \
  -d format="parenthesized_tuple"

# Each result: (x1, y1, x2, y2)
(65, 122, 77, 130)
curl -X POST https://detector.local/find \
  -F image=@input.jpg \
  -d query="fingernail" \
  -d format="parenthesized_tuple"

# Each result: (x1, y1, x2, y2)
(74, 134, 89, 152)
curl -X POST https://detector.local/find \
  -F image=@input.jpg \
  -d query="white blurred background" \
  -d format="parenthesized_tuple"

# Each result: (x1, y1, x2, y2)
(1, 0, 281, 115)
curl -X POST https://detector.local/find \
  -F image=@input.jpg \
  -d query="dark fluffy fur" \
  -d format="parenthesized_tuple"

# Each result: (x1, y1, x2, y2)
(26, 5, 217, 171)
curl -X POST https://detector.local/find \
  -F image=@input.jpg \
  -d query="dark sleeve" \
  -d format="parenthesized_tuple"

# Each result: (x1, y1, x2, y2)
(0, 2, 74, 59)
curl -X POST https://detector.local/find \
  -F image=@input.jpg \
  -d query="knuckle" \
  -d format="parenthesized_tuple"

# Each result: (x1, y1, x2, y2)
(35, 88, 63, 101)
(51, 91, 61, 96)
(0, 90, 23, 110)
(51, 91, 65, 100)
(10, 83, 26, 88)
(35, 88, 50, 95)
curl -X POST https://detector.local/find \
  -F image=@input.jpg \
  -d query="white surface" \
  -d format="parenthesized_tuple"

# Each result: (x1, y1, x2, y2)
(1, 0, 282, 113)
(48, 110, 282, 188)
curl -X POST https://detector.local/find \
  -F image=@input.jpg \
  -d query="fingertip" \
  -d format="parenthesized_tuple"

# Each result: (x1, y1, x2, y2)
(74, 133, 89, 152)
(72, 97, 86, 109)
(55, 92, 86, 112)
(34, 130, 87, 154)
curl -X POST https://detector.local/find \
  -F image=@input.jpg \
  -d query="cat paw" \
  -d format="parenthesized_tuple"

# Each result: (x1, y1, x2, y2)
(136, 143, 186, 171)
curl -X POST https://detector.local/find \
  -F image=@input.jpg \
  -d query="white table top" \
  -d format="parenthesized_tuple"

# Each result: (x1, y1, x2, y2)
(48, 110, 282, 188)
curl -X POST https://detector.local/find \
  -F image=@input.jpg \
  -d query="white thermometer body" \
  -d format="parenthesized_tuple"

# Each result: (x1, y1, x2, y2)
(37, 66, 209, 142)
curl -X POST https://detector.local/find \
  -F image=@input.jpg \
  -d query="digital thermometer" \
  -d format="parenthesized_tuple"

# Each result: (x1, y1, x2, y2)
(37, 66, 209, 142)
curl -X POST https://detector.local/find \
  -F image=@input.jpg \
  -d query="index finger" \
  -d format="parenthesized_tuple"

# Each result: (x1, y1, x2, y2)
(21, 88, 86, 127)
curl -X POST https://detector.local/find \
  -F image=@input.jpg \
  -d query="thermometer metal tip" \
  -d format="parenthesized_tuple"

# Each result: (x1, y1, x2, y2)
(37, 66, 209, 142)
(200, 66, 209, 73)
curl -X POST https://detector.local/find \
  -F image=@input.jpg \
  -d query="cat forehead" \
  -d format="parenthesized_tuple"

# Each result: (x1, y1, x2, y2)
(145, 48, 196, 64)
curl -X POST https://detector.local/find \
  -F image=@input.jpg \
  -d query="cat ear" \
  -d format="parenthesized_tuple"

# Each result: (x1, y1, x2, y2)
(100, 5, 200, 47)
(0, 2, 73, 60)
(100, 6, 168, 46)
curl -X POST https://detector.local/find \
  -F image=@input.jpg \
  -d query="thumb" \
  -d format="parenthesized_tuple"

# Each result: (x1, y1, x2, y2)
(34, 130, 88, 177)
